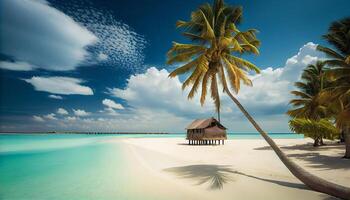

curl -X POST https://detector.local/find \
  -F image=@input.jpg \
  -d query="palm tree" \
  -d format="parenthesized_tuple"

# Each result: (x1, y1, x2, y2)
(289, 118, 338, 146)
(287, 61, 333, 146)
(167, 0, 350, 198)
(317, 17, 350, 158)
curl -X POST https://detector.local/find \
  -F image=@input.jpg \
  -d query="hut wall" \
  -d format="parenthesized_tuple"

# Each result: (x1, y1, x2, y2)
(187, 129, 204, 140)
(203, 126, 227, 139)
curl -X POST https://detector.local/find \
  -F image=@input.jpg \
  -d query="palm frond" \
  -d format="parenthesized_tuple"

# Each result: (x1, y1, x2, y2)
(316, 45, 344, 60)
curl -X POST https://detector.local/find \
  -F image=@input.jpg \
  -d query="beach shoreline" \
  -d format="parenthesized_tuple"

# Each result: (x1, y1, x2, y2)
(119, 138, 349, 200)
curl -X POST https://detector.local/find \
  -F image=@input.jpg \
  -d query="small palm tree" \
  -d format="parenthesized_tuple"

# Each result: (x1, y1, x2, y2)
(287, 61, 334, 146)
(167, 0, 350, 198)
(289, 118, 338, 143)
(317, 17, 350, 158)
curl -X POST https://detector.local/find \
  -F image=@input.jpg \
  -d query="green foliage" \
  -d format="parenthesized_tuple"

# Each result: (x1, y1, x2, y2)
(288, 17, 350, 144)
(287, 61, 329, 120)
(316, 17, 350, 132)
(289, 118, 338, 140)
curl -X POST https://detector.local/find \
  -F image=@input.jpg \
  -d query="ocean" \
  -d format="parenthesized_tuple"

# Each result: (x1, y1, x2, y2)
(0, 133, 303, 199)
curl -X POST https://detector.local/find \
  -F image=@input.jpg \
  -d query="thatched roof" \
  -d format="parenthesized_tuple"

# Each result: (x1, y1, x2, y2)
(186, 117, 226, 130)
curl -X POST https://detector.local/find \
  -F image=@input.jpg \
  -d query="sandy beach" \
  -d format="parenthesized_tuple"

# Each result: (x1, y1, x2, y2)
(118, 138, 350, 200)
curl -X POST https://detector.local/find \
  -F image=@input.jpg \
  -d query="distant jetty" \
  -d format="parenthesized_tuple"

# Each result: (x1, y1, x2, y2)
(0, 131, 170, 135)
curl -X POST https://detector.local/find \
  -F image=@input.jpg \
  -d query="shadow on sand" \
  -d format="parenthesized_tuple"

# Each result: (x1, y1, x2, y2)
(254, 143, 350, 170)
(163, 164, 308, 190)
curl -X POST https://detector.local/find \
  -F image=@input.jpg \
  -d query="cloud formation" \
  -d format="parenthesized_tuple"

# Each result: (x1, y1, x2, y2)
(51, 0, 147, 71)
(107, 67, 215, 119)
(48, 94, 63, 100)
(33, 115, 45, 122)
(101, 99, 124, 116)
(57, 108, 69, 115)
(0, 61, 37, 71)
(235, 42, 325, 115)
(44, 113, 57, 120)
(0, 0, 97, 71)
(102, 99, 124, 110)
(23, 76, 93, 95)
(73, 109, 91, 117)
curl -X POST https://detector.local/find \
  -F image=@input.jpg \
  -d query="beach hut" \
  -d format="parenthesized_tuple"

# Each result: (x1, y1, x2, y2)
(186, 117, 227, 145)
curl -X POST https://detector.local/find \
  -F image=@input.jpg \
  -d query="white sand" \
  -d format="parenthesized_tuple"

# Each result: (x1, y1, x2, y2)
(117, 138, 350, 200)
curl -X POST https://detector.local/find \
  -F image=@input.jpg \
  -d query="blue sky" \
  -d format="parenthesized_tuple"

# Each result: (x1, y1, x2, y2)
(0, 0, 349, 132)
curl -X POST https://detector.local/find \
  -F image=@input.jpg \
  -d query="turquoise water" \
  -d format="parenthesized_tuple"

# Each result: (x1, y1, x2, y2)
(0, 133, 302, 199)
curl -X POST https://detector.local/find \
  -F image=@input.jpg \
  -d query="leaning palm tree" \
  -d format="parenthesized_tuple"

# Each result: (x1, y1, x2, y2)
(287, 61, 332, 146)
(167, 0, 350, 199)
(317, 17, 350, 158)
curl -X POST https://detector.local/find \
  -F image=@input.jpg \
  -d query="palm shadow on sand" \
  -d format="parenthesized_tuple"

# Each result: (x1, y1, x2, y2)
(163, 164, 308, 191)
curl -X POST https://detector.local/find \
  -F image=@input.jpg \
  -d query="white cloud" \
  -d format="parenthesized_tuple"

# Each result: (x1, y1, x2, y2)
(107, 67, 214, 118)
(235, 42, 325, 115)
(33, 115, 44, 122)
(57, 108, 68, 115)
(48, 94, 63, 99)
(0, 0, 97, 71)
(23, 76, 93, 95)
(73, 109, 90, 117)
(58, 1, 147, 70)
(43, 113, 57, 120)
(102, 107, 119, 116)
(101, 99, 124, 116)
(102, 99, 124, 110)
(65, 116, 77, 121)
(0, 61, 37, 71)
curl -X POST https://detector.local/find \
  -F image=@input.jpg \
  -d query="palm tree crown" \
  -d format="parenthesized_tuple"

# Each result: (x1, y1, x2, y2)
(287, 61, 329, 120)
(167, 0, 260, 117)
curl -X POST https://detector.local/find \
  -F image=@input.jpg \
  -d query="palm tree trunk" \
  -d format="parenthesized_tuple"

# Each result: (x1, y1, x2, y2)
(224, 89, 350, 200)
(313, 138, 320, 147)
(218, 108, 221, 122)
(344, 126, 350, 159)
